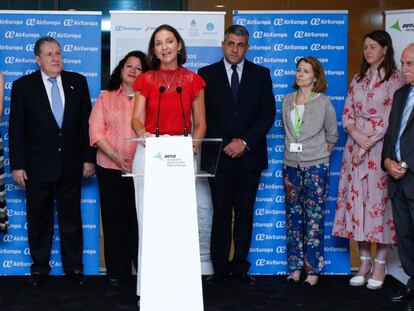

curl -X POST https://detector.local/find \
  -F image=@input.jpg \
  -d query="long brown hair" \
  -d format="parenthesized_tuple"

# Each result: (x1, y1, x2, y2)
(357, 30, 396, 83)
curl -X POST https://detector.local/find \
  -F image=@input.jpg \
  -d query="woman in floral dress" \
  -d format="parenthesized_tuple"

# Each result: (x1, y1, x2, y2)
(332, 30, 405, 289)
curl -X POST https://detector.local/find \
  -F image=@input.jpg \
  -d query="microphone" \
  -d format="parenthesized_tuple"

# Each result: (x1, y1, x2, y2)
(176, 86, 188, 137)
(156, 86, 166, 137)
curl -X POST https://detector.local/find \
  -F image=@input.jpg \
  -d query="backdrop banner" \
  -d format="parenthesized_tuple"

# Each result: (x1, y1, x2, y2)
(0, 10, 101, 275)
(110, 10, 225, 274)
(233, 10, 350, 275)
(384, 8, 414, 284)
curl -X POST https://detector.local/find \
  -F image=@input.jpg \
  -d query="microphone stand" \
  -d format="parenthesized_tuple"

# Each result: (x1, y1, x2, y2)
(176, 86, 188, 137)
(156, 86, 166, 137)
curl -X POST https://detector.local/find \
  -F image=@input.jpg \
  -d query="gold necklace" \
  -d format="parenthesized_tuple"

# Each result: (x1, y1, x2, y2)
(161, 68, 178, 90)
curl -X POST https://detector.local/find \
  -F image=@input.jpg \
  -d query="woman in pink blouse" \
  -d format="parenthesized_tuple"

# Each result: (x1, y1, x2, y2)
(89, 51, 149, 287)
(333, 30, 404, 289)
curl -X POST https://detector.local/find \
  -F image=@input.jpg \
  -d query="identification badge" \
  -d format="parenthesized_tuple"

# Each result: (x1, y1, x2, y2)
(290, 143, 303, 152)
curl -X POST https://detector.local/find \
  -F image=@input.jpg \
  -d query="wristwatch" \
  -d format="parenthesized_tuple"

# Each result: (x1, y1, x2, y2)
(400, 161, 408, 169)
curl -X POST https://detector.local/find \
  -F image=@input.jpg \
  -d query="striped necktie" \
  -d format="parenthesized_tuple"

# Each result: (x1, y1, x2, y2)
(395, 87, 414, 161)
(48, 77, 64, 128)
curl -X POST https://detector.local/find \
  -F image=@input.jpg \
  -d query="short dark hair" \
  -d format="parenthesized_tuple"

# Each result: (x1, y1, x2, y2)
(224, 25, 249, 43)
(147, 24, 187, 70)
(357, 30, 396, 83)
(107, 50, 149, 91)
(34, 36, 60, 57)
(293, 56, 327, 93)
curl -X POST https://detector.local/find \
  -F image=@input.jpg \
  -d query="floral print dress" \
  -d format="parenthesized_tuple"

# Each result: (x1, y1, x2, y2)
(332, 69, 404, 243)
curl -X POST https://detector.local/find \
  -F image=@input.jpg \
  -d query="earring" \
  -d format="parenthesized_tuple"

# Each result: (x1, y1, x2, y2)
(178, 49, 181, 54)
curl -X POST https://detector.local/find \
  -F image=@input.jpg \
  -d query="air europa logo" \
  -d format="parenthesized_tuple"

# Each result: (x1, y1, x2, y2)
(26, 18, 36, 26)
(3, 260, 13, 268)
(236, 18, 247, 26)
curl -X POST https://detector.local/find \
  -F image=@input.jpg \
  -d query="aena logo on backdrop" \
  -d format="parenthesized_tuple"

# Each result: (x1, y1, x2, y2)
(390, 20, 414, 32)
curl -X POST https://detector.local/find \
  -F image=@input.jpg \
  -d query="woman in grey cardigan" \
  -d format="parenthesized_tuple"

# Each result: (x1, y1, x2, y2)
(282, 56, 338, 286)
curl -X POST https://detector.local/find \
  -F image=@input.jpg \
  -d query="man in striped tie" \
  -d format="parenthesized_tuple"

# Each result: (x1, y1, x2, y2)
(382, 43, 414, 306)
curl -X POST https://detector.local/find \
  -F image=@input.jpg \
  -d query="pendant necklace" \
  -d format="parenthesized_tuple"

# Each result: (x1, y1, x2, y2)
(161, 68, 179, 90)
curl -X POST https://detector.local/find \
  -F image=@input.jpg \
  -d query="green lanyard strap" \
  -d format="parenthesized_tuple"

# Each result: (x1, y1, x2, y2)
(294, 91, 314, 137)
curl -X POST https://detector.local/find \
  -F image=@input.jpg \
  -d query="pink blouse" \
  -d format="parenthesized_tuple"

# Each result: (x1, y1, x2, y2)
(89, 87, 138, 170)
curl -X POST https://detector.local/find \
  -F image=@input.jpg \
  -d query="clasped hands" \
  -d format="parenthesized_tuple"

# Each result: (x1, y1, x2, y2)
(224, 138, 247, 158)
(384, 158, 407, 180)
(349, 128, 380, 166)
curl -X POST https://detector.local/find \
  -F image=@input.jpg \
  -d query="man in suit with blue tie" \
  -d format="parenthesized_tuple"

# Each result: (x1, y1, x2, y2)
(382, 43, 414, 306)
(198, 25, 275, 285)
(9, 36, 95, 286)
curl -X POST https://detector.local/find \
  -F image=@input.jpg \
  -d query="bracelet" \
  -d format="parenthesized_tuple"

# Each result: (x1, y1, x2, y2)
(193, 146, 199, 154)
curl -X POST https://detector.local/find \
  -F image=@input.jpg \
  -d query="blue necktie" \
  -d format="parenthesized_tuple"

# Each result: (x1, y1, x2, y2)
(395, 87, 414, 161)
(48, 77, 64, 127)
(231, 64, 239, 101)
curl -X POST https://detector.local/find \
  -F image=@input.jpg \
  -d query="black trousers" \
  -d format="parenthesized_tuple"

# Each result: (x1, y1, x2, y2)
(208, 164, 261, 274)
(97, 166, 138, 280)
(392, 182, 414, 289)
(26, 176, 82, 275)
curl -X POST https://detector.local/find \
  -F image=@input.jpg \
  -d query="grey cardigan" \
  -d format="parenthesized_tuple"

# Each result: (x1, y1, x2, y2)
(282, 92, 338, 167)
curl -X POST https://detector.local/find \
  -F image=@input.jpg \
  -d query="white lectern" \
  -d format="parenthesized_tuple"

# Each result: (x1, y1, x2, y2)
(128, 136, 221, 311)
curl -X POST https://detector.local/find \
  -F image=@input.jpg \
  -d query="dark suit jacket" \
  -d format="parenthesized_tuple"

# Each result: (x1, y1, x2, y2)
(198, 59, 275, 171)
(381, 84, 414, 199)
(9, 70, 95, 182)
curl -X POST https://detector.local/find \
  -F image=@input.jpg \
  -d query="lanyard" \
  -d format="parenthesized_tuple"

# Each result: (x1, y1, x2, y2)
(294, 91, 314, 137)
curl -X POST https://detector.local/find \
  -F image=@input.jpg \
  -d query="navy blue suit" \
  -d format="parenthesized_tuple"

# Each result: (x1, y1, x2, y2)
(9, 70, 95, 274)
(199, 59, 275, 274)
(382, 84, 414, 289)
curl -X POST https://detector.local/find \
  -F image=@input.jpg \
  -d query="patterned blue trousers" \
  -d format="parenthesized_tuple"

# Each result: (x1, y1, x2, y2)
(283, 163, 328, 275)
